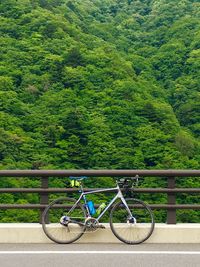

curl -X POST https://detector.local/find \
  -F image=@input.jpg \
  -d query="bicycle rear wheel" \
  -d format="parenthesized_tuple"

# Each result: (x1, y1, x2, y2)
(42, 197, 86, 244)
(110, 198, 154, 244)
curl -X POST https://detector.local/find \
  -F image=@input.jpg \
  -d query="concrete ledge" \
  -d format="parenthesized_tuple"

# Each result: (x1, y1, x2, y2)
(0, 224, 199, 243)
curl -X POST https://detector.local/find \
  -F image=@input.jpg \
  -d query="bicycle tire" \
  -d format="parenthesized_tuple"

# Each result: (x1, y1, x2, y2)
(42, 197, 86, 244)
(110, 198, 154, 244)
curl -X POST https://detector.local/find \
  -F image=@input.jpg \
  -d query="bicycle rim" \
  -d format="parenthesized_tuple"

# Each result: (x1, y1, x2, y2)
(110, 198, 154, 244)
(42, 197, 86, 244)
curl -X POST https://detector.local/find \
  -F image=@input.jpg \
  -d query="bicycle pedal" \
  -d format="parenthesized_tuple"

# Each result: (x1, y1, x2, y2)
(98, 224, 106, 229)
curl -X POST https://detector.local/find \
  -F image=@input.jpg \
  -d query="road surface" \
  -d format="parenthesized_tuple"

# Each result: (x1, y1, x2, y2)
(0, 244, 199, 267)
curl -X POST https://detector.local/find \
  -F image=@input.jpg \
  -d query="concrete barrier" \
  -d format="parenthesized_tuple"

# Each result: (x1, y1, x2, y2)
(0, 224, 199, 243)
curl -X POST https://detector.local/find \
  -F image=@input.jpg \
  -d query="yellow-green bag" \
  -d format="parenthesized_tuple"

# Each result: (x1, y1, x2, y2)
(70, 180, 81, 187)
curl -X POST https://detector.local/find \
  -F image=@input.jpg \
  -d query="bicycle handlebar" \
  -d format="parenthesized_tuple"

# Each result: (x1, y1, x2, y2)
(117, 175, 141, 187)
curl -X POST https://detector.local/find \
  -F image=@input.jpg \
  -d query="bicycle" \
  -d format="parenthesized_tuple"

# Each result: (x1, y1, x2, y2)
(42, 175, 155, 244)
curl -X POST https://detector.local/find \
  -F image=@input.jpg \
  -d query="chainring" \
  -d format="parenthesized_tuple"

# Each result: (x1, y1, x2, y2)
(85, 217, 99, 232)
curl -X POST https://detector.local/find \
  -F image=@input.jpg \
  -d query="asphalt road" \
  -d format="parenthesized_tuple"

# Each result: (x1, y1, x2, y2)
(0, 244, 199, 267)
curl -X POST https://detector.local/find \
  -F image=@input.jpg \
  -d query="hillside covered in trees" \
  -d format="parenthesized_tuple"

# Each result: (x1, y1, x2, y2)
(1, 0, 200, 170)
(0, 0, 200, 222)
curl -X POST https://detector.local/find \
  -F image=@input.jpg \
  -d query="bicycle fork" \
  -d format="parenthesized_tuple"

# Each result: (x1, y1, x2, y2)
(119, 192, 137, 224)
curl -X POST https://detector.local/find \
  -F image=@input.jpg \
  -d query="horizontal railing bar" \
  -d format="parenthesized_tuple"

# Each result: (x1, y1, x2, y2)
(134, 188, 200, 193)
(0, 188, 199, 193)
(1, 169, 200, 177)
(0, 204, 199, 209)
(150, 204, 200, 209)
(0, 204, 47, 209)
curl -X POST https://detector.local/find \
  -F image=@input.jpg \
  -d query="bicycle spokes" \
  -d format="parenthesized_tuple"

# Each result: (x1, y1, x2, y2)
(42, 197, 86, 244)
(110, 198, 154, 244)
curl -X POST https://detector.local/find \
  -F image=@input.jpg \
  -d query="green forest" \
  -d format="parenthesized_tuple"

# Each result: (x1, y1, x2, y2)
(0, 0, 200, 222)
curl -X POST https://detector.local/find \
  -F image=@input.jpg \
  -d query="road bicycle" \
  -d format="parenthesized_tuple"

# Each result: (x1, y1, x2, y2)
(42, 176, 155, 244)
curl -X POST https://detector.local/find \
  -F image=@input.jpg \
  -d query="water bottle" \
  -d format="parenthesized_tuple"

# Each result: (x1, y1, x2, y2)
(96, 203, 106, 215)
(87, 200, 96, 216)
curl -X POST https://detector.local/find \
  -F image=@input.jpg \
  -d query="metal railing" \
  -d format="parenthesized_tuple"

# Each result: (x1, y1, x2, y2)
(0, 170, 199, 224)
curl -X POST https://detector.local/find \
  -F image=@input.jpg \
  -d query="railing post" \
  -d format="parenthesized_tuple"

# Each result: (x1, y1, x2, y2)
(40, 177, 49, 224)
(167, 176, 176, 224)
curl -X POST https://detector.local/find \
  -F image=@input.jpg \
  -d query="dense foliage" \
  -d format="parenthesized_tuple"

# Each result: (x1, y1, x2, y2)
(0, 0, 200, 222)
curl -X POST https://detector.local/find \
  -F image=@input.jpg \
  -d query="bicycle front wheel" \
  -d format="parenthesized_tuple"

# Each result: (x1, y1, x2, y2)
(110, 198, 154, 244)
(42, 197, 86, 244)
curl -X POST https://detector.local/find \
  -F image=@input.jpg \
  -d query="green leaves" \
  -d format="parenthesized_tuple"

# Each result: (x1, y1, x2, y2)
(1, 0, 200, 171)
(0, 0, 200, 222)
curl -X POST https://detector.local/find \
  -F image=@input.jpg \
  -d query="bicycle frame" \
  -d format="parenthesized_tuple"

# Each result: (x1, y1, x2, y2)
(68, 184, 133, 221)
(42, 176, 155, 245)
